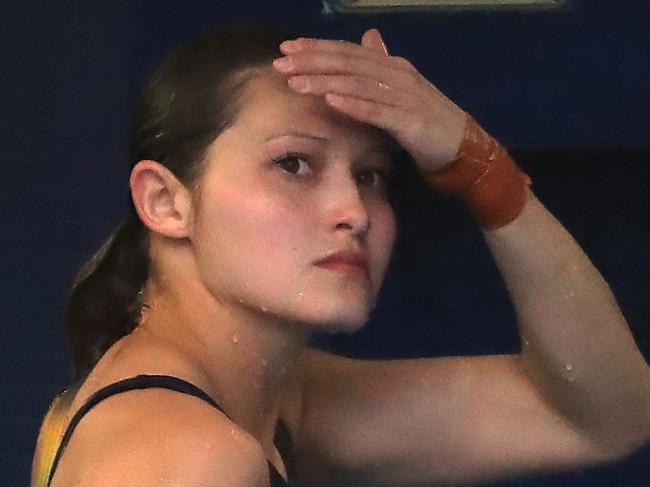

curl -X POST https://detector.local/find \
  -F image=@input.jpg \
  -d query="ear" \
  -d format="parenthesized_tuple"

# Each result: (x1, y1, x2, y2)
(129, 160, 194, 239)
(361, 28, 389, 56)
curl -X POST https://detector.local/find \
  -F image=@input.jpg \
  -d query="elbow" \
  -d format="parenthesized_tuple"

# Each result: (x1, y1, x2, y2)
(593, 377, 650, 462)
(591, 416, 650, 464)
(614, 419, 650, 460)
(615, 395, 650, 459)
(606, 438, 648, 463)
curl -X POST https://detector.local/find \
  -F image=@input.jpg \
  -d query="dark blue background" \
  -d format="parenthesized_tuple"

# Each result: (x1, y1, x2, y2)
(2, 1, 648, 485)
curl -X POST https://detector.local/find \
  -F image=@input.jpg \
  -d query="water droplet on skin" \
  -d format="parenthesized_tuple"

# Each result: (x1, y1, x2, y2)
(562, 363, 576, 381)
(298, 292, 304, 298)
(231, 335, 239, 344)
(261, 305, 269, 313)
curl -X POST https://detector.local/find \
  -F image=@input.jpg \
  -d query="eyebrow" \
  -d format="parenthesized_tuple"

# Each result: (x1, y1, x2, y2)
(264, 131, 391, 154)
(264, 131, 329, 143)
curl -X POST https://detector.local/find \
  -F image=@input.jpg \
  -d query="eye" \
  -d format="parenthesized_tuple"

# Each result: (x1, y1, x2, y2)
(356, 170, 387, 188)
(273, 153, 312, 176)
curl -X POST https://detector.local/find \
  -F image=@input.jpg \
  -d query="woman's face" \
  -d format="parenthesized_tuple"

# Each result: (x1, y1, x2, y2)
(191, 70, 396, 332)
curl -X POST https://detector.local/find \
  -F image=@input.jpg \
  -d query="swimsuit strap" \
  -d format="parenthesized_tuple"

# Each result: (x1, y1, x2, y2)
(46, 374, 229, 486)
(47, 374, 291, 486)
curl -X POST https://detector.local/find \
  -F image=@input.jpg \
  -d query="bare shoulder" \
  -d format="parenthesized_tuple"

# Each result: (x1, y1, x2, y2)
(51, 387, 269, 487)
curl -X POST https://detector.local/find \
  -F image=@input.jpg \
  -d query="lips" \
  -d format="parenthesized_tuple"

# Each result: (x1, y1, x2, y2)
(314, 250, 369, 275)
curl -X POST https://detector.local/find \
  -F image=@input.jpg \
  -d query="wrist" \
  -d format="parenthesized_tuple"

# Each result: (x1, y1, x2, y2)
(419, 116, 531, 230)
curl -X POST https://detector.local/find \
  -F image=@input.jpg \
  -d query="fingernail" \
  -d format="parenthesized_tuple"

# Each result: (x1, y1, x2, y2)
(375, 29, 388, 54)
(273, 56, 293, 72)
(325, 93, 344, 106)
(279, 40, 299, 53)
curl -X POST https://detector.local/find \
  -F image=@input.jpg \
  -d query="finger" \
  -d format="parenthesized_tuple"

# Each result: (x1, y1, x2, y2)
(273, 51, 418, 93)
(324, 92, 407, 133)
(280, 37, 409, 72)
(288, 74, 413, 108)
(361, 28, 388, 56)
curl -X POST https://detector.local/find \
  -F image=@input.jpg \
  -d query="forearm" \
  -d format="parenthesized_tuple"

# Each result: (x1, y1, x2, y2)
(483, 190, 650, 455)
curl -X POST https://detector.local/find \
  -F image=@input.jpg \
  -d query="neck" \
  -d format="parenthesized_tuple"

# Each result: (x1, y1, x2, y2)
(138, 271, 309, 447)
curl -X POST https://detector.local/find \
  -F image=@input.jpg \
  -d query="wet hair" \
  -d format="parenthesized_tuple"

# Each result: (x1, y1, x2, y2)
(64, 24, 300, 381)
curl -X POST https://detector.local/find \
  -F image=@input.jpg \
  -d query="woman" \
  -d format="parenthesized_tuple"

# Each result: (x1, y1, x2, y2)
(32, 24, 649, 486)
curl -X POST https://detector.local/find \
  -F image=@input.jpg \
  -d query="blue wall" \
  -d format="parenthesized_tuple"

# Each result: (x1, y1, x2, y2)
(2, 1, 648, 485)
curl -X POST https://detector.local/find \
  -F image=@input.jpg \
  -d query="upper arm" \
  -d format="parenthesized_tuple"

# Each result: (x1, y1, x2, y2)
(291, 350, 614, 487)
(50, 390, 269, 487)
(82, 427, 268, 487)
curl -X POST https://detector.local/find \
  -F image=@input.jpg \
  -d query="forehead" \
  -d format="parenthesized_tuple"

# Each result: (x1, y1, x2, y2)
(228, 69, 387, 147)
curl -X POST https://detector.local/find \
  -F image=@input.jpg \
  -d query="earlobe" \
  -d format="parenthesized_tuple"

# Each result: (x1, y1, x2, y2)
(130, 160, 193, 239)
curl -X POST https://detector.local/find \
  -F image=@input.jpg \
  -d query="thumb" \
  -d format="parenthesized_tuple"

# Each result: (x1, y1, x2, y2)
(361, 28, 389, 55)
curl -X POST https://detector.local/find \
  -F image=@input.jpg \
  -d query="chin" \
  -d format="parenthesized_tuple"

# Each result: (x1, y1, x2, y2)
(305, 304, 371, 335)
(254, 283, 377, 334)
(324, 318, 369, 335)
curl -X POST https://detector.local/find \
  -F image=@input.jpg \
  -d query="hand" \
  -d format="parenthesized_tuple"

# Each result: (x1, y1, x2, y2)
(274, 28, 469, 172)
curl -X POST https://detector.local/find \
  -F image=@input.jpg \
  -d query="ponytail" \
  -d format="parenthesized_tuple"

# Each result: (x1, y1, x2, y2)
(64, 215, 149, 380)
(63, 25, 302, 381)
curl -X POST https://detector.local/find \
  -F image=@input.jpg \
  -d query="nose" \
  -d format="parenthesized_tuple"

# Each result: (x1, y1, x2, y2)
(324, 178, 370, 238)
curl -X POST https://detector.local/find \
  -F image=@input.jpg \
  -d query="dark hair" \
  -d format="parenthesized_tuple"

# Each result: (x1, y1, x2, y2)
(65, 25, 300, 380)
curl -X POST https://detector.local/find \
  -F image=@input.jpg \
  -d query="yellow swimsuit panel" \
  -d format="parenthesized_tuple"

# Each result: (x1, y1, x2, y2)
(31, 389, 76, 487)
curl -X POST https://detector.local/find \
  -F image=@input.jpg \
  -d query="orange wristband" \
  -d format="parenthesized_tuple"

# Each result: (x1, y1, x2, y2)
(419, 116, 532, 229)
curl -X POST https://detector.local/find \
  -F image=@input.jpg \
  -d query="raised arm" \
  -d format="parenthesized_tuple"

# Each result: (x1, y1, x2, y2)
(290, 194, 649, 487)
(482, 190, 650, 455)
(275, 30, 650, 486)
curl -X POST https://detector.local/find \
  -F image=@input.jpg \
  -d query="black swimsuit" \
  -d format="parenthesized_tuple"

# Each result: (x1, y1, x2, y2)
(47, 375, 292, 486)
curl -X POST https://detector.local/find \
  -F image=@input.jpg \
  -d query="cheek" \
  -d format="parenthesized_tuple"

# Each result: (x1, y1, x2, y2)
(193, 183, 310, 289)
(372, 204, 396, 258)
(367, 203, 396, 285)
